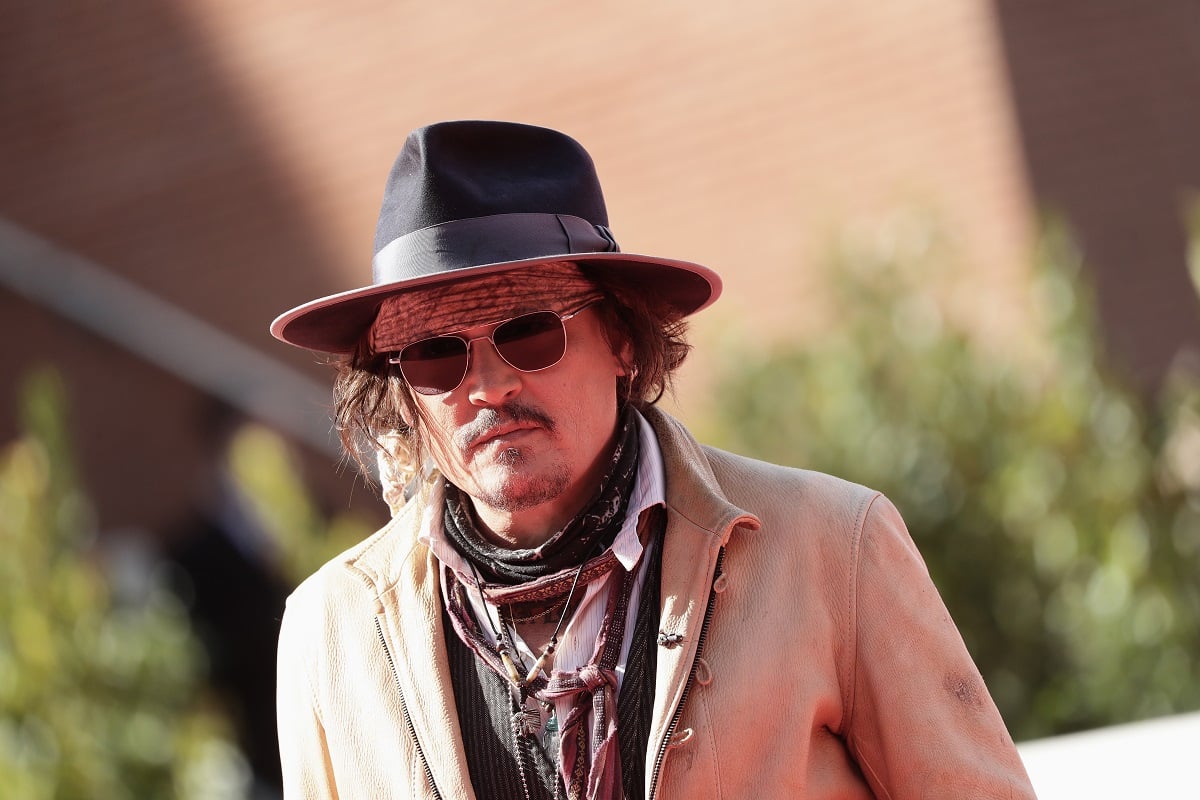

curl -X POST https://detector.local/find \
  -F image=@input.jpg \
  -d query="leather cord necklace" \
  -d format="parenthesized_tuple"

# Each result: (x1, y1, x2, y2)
(468, 557, 588, 687)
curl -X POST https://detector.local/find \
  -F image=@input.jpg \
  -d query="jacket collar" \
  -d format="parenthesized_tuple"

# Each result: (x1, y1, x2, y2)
(351, 406, 760, 591)
(640, 406, 761, 542)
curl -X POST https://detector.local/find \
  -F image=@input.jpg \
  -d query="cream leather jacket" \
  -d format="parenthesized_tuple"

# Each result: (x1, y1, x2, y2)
(277, 408, 1036, 799)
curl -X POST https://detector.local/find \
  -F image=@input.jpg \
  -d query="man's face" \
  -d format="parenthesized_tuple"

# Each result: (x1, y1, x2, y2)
(402, 289, 628, 539)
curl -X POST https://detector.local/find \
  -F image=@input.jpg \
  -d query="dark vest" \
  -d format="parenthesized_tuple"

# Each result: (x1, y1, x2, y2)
(444, 537, 663, 800)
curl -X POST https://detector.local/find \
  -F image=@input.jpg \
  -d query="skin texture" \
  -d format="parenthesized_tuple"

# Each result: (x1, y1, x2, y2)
(406, 296, 628, 548)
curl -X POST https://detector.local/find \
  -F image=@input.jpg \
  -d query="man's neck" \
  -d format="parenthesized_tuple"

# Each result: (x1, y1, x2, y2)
(470, 497, 581, 550)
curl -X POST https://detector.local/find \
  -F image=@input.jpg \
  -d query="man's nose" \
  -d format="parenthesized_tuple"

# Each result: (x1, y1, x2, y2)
(464, 338, 522, 405)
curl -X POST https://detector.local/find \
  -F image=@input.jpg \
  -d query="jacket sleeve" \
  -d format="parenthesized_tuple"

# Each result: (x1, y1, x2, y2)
(277, 585, 340, 800)
(842, 493, 1037, 799)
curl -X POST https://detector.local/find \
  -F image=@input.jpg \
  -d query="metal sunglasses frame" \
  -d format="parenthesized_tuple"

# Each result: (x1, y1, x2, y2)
(386, 299, 599, 394)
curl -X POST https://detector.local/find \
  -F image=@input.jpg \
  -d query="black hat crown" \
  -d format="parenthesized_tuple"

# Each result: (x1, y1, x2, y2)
(374, 120, 610, 254)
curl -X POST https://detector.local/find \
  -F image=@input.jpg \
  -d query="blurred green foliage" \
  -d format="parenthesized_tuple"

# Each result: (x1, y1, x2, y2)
(0, 370, 249, 798)
(706, 219, 1200, 740)
(225, 423, 374, 587)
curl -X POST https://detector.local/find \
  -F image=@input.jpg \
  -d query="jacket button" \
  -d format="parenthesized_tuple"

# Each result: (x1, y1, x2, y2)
(713, 572, 730, 593)
(694, 657, 713, 686)
(666, 727, 694, 750)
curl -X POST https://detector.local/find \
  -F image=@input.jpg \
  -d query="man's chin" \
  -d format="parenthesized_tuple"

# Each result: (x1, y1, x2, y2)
(472, 465, 570, 514)
(494, 445, 525, 467)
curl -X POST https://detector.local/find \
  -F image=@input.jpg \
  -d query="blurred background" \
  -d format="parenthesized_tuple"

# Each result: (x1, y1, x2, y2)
(2, 1, 1199, 797)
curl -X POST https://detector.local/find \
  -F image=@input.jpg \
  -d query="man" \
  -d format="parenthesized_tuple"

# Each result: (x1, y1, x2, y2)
(270, 120, 1036, 799)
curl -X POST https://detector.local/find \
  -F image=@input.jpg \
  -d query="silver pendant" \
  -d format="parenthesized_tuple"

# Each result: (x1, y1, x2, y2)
(514, 704, 541, 738)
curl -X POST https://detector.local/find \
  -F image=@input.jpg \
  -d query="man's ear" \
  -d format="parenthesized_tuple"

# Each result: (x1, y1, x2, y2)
(616, 340, 635, 376)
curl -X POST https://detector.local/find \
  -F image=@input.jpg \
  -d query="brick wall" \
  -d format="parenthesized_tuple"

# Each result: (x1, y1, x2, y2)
(6, 0, 1182, 533)
(993, 0, 1200, 384)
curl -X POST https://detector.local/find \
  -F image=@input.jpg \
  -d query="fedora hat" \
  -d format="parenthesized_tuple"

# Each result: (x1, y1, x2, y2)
(269, 120, 722, 354)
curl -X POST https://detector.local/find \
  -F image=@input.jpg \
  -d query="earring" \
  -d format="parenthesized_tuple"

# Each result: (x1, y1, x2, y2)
(623, 366, 640, 405)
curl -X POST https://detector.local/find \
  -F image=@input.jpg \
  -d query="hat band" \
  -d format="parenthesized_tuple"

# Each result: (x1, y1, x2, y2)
(372, 213, 620, 284)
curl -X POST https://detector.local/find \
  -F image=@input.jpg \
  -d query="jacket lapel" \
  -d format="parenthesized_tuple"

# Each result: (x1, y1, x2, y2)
(352, 505, 478, 800)
(641, 408, 761, 789)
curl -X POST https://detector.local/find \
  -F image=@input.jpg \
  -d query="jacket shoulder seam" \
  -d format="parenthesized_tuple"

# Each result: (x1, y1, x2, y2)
(840, 490, 884, 736)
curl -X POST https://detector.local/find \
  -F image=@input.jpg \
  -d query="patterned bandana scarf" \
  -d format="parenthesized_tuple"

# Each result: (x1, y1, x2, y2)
(442, 407, 644, 800)
(369, 262, 604, 355)
(441, 408, 640, 583)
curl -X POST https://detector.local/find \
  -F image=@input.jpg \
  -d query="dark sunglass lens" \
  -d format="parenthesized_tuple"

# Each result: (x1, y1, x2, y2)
(493, 312, 567, 371)
(399, 336, 469, 395)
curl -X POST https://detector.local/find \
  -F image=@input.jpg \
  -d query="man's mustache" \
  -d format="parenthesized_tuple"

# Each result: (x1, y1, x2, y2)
(453, 403, 556, 452)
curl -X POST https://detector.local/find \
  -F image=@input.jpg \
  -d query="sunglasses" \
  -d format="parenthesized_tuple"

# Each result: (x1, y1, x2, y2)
(387, 300, 599, 395)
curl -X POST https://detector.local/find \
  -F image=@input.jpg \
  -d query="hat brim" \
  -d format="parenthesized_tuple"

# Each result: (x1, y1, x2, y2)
(270, 252, 722, 354)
